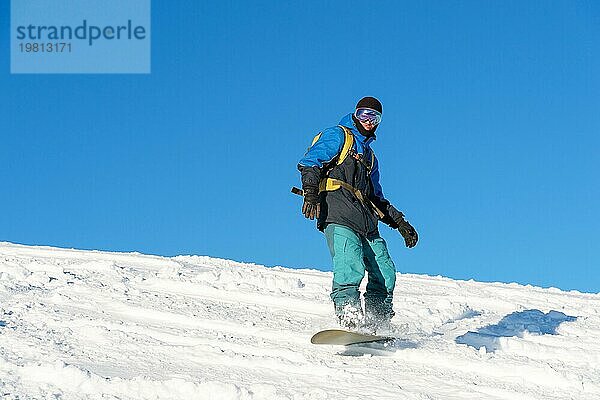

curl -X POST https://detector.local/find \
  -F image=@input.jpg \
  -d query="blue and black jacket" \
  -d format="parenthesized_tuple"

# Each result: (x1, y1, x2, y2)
(298, 113, 404, 238)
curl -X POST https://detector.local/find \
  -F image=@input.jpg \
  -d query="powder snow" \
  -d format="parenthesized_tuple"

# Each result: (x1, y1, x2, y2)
(1, 242, 599, 399)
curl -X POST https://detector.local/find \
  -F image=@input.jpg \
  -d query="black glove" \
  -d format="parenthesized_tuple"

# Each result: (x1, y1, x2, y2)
(302, 187, 320, 220)
(396, 215, 418, 248)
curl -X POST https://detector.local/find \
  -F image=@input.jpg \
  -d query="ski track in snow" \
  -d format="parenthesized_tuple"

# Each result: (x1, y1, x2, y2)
(1, 242, 599, 399)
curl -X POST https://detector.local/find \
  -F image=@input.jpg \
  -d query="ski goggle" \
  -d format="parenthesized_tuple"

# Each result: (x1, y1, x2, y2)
(354, 108, 382, 125)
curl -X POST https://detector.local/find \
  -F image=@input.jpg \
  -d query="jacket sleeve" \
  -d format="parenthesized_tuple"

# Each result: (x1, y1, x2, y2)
(297, 127, 344, 190)
(369, 155, 404, 228)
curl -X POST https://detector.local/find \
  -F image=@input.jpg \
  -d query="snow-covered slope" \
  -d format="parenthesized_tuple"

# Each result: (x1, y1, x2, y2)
(1, 242, 599, 399)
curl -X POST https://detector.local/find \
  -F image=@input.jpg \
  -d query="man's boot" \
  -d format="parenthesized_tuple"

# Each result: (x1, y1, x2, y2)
(335, 302, 364, 331)
(364, 297, 394, 334)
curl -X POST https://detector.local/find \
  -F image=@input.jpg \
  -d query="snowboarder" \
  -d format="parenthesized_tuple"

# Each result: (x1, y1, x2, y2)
(297, 96, 418, 332)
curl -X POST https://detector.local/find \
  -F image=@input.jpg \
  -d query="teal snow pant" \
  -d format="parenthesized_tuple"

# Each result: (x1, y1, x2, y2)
(324, 223, 397, 322)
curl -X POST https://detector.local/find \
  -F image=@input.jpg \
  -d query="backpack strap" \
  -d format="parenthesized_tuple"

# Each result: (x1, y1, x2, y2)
(319, 178, 385, 219)
(307, 125, 354, 166)
(336, 125, 354, 165)
(308, 125, 352, 164)
(310, 132, 322, 146)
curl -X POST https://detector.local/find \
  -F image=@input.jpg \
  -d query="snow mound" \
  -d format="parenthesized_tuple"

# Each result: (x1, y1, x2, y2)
(1, 242, 599, 399)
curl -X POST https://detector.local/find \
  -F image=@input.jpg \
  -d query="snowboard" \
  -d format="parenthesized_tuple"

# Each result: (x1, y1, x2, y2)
(310, 329, 394, 346)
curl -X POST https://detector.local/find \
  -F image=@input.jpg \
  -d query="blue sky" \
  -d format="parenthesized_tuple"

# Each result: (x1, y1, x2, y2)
(1, 1, 598, 292)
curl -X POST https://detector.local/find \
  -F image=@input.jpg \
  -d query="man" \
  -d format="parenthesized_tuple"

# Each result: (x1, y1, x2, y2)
(297, 96, 418, 332)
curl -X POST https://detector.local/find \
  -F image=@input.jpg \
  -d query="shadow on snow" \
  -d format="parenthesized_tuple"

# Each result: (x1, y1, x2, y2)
(338, 338, 419, 357)
(455, 309, 577, 352)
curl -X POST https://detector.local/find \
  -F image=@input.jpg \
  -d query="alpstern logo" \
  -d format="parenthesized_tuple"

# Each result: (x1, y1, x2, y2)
(11, 0, 151, 74)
